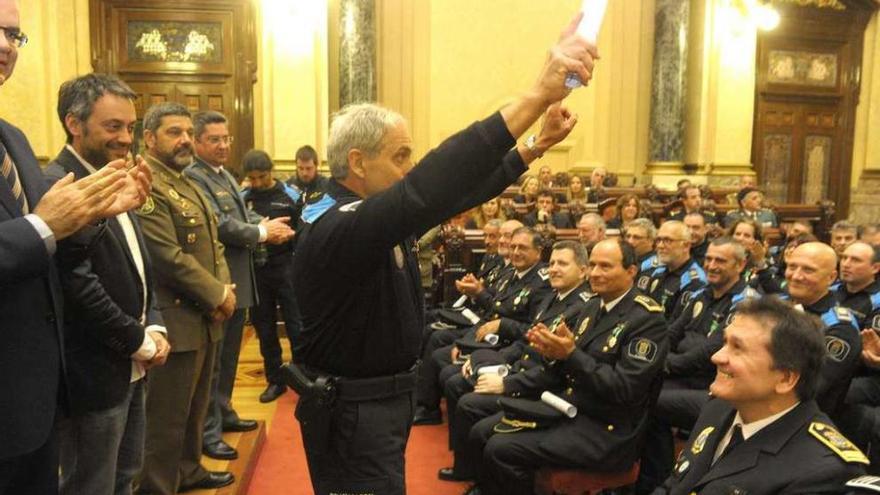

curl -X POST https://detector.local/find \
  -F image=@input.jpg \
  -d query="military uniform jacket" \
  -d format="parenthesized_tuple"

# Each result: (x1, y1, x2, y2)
(666, 280, 760, 389)
(185, 158, 260, 308)
(136, 156, 230, 352)
(293, 112, 528, 378)
(833, 279, 880, 329)
(647, 257, 708, 320)
(501, 289, 669, 471)
(433, 262, 515, 328)
(723, 208, 779, 229)
(654, 399, 866, 495)
(476, 252, 504, 281)
(795, 292, 862, 417)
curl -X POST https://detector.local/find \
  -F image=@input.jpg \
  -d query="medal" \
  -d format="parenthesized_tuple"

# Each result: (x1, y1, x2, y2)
(168, 189, 181, 201)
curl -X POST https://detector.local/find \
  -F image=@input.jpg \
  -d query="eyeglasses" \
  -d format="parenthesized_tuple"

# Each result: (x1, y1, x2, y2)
(203, 135, 234, 145)
(0, 26, 27, 48)
(655, 237, 687, 245)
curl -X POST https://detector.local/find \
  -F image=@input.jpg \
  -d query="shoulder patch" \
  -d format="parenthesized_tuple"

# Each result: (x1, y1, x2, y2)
(835, 306, 853, 323)
(138, 196, 155, 215)
(538, 267, 550, 281)
(338, 199, 363, 212)
(282, 183, 302, 202)
(301, 194, 337, 224)
(634, 294, 663, 313)
(809, 422, 869, 464)
(824, 336, 852, 363)
(627, 338, 658, 363)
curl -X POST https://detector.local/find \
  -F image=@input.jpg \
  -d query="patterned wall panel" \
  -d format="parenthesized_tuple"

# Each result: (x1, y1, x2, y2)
(803, 136, 832, 204)
(763, 134, 792, 203)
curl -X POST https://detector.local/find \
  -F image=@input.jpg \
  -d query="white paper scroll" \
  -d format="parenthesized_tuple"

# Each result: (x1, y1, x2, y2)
(476, 364, 509, 377)
(461, 308, 481, 325)
(541, 391, 578, 418)
(565, 0, 608, 89)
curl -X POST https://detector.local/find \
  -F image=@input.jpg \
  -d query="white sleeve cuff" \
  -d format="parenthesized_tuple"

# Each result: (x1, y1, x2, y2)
(258, 223, 268, 243)
(24, 214, 56, 256)
(131, 330, 158, 360)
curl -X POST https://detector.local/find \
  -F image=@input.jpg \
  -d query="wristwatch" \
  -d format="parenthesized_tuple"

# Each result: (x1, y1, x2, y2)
(524, 134, 544, 158)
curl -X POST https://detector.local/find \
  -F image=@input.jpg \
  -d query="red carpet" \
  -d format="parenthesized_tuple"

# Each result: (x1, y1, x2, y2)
(248, 395, 469, 495)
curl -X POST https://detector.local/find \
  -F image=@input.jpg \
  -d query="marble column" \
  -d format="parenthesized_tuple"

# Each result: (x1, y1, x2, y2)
(646, 0, 689, 173)
(338, 0, 377, 107)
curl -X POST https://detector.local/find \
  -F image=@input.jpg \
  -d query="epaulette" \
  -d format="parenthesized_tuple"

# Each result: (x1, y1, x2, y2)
(640, 255, 658, 272)
(809, 422, 869, 464)
(301, 194, 337, 224)
(846, 476, 880, 492)
(579, 291, 595, 303)
(681, 262, 707, 285)
(871, 291, 880, 311)
(281, 182, 302, 203)
(538, 267, 550, 281)
(821, 306, 857, 330)
(634, 294, 663, 313)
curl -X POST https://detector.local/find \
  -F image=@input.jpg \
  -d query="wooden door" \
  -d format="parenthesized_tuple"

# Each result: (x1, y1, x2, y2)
(90, 0, 256, 176)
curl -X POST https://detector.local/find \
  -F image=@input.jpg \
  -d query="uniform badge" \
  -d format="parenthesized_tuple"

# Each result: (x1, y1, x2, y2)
(691, 426, 715, 455)
(637, 275, 650, 290)
(187, 233, 197, 244)
(514, 288, 530, 306)
(692, 301, 704, 319)
(650, 279, 660, 293)
(138, 196, 155, 215)
(809, 422, 869, 464)
(393, 245, 405, 269)
(606, 323, 627, 351)
(676, 459, 690, 474)
(627, 338, 657, 362)
(538, 267, 550, 281)
(576, 317, 590, 337)
(873, 315, 880, 331)
(824, 336, 851, 363)
(168, 189, 181, 201)
(549, 315, 563, 332)
(707, 319, 721, 337)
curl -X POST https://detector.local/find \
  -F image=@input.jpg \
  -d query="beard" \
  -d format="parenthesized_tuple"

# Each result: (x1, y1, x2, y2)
(154, 145, 194, 171)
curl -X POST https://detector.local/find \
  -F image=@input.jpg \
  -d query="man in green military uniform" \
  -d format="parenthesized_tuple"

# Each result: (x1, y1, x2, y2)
(135, 102, 236, 494)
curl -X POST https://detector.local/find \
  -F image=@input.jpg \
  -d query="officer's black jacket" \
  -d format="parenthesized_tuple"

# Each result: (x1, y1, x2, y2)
(648, 257, 708, 321)
(666, 279, 759, 389)
(243, 180, 301, 260)
(293, 113, 525, 378)
(654, 399, 866, 495)
(501, 288, 669, 471)
(476, 252, 504, 281)
(833, 279, 880, 328)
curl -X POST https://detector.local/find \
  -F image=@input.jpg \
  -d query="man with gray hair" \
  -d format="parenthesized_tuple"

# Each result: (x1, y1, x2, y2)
(646, 220, 707, 320)
(577, 212, 605, 253)
(135, 102, 236, 493)
(831, 220, 860, 256)
(286, 16, 597, 495)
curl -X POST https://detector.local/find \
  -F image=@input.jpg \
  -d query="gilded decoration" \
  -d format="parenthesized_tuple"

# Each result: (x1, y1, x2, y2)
(768, 50, 837, 88)
(803, 136, 831, 204)
(773, 0, 846, 10)
(128, 21, 222, 63)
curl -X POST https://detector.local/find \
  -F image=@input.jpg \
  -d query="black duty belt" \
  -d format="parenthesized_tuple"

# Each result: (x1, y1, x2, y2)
(281, 362, 418, 403)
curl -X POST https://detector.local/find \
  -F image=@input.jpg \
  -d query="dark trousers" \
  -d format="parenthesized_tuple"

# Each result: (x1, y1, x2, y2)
(204, 308, 246, 446)
(252, 261, 302, 384)
(840, 375, 880, 474)
(296, 392, 415, 495)
(444, 372, 475, 449)
(452, 392, 503, 480)
(0, 429, 58, 495)
(416, 338, 459, 411)
(637, 380, 710, 494)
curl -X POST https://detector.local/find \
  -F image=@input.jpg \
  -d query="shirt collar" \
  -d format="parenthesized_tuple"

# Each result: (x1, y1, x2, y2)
(65, 144, 98, 175)
(557, 287, 576, 301)
(732, 401, 800, 441)
(602, 288, 630, 312)
(197, 156, 223, 174)
(516, 264, 535, 279)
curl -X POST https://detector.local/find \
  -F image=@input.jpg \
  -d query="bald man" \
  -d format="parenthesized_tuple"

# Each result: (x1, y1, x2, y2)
(785, 242, 862, 419)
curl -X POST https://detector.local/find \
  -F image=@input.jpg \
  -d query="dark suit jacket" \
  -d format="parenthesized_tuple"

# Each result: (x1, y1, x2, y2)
(0, 120, 66, 460)
(522, 210, 574, 229)
(45, 147, 164, 415)
(185, 158, 260, 308)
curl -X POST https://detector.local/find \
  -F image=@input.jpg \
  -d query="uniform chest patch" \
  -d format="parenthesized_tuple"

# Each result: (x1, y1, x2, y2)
(825, 336, 851, 362)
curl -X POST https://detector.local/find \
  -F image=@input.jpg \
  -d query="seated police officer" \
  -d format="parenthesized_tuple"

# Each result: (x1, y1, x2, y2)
(461, 239, 668, 495)
(627, 218, 659, 289)
(668, 185, 717, 225)
(834, 241, 880, 326)
(838, 327, 880, 475)
(785, 242, 862, 420)
(684, 211, 710, 267)
(647, 220, 707, 321)
(638, 236, 759, 492)
(476, 219, 504, 280)
(438, 240, 592, 481)
(576, 212, 605, 253)
(653, 297, 867, 494)
(414, 226, 552, 425)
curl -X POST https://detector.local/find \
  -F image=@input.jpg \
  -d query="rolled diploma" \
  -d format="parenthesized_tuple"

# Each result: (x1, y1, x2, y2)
(541, 391, 578, 418)
(476, 364, 509, 377)
(452, 295, 468, 309)
(461, 308, 481, 325)
(564, 0, 608, 89)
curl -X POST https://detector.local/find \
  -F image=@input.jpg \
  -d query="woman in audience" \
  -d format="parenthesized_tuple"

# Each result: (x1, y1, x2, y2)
(606, 193, 644, 230)
(727, 217, 769, 288)
(565, 175, 587, 205)
(465, 197, 507, 228)
(514, 175, 540, 205)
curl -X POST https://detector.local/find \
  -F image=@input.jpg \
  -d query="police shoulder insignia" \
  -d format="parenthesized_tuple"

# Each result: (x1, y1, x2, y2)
(627, 338, 658, 363)
(579, 291, 594, 303)
(873, 314, 880, 332)
(692, 300, 704, 319)
(809, 422, 869, 464)
(538, 267, 550, 281)
(139, 196, 155, 215)
(824, 336, 851, 362)
(339, 200, 363, 212)
(168, 189, 180, 201)
(576, 317, 591, 337)
(634, 294, 663, 313)
(834, 306, 853, 323)
(691, 426, 715, 455)
(650, 278, 660, 294)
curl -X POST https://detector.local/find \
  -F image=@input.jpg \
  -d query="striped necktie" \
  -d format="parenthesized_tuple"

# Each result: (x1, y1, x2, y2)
(0, 142, 28, 214)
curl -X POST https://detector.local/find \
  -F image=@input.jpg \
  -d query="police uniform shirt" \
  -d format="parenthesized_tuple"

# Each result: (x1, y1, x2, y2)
(690, 239, 709, 267)
(243, 180, 302, 261)
(666, 279, 760, 387)
(710, 402, 799, 465)
(647, 258, 708, 320)
(833, 279, 880, 328)
(293, 112, 526, 378)
(636, 251, 660, 292)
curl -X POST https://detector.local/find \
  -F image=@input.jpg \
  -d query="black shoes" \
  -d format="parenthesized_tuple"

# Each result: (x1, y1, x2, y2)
(178, 471, 234, 492)
(462, 484, 482, 495)
(222, 418, 258, 432)
(438, 467, 471, 482)
(259, 383, 286, 403)
(413, 406, 442, 426)
(202, 440, 238, 460)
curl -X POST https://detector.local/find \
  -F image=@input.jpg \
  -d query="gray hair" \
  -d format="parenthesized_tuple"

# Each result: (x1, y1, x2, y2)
(578, 213, 606, 232)
(660, 220, 690, 241)
(143, 102, 191, 134)
(626, 218, 657, 239)
(193, 110, 227, 139)
(832, 220, 858, 234)
(327, 103, 405, 180)
(485, 219, 503, 229)
(57, 73, 136, 143)
(553, 240, 589, 267)
(710, 235, 748, 264)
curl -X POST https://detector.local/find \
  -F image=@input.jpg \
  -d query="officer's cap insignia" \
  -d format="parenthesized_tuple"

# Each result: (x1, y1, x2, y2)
(538, 267, 550, 281)
(576, 317, 590, 337)
(691, 426, 715, 455)
(692, 301, 704, 319)
(824, 336, 851, 362)
(139, 196, 155, 215)
(339, 200, 363, 212)
(834, 306, 853, 323)
(650, 279, 659, 293)
(168, 189, 181, 201)
(873, 315, 880, 331)
(627, 338, 657, 363)
(634, 294, 663, 313)
(809, 422, 869, 464)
